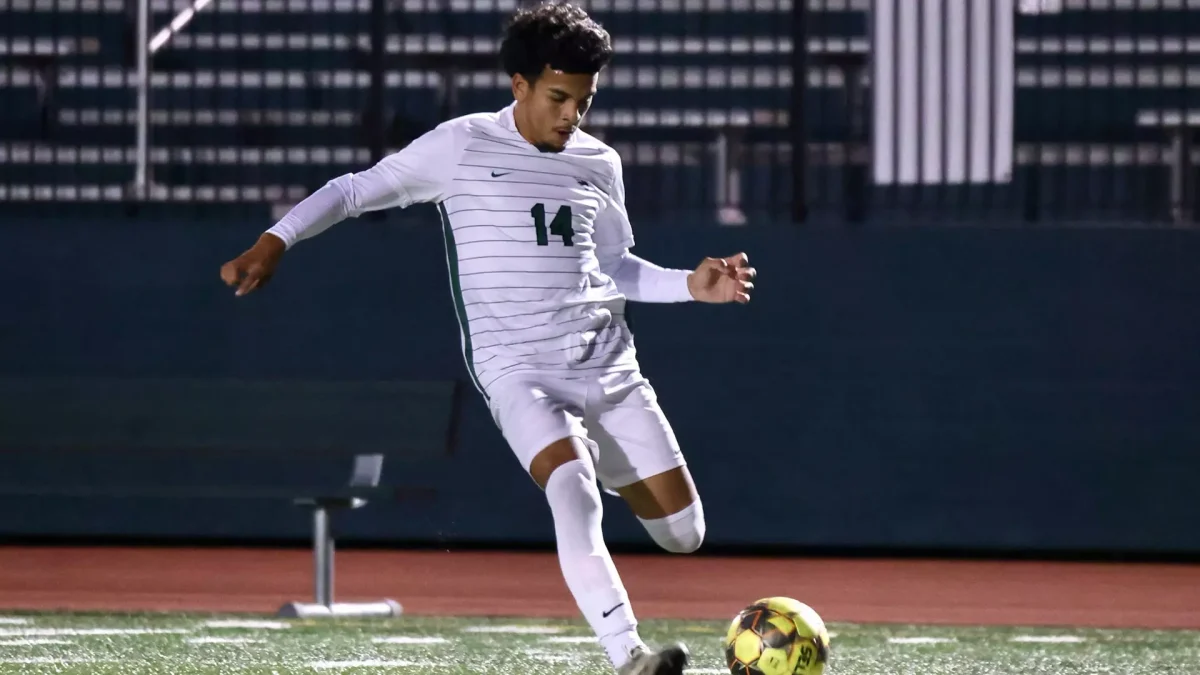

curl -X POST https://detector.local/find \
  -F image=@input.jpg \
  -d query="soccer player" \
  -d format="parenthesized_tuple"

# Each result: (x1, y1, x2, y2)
(219, 2, 755, 673)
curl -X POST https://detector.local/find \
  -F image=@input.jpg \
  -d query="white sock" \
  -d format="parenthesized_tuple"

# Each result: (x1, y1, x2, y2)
(545, 458, 646, 668)
(637, 499, 705, 553)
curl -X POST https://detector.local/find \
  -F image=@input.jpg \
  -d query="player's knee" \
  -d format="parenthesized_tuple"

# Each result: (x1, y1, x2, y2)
(530, 436, 596, 490)
(546, 456, 596, 490)
(544, 458, 601, 514)
(639, 498, 705, 554)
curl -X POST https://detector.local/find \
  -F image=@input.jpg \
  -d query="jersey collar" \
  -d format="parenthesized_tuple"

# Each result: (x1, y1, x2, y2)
(499, 102, 522, 137)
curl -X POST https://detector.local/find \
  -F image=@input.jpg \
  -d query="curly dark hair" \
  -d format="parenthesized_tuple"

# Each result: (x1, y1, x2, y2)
(499, 1, 614, 83)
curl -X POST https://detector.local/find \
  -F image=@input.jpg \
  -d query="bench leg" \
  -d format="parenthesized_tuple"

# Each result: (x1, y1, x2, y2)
(277, 503, 402, 619)
(313, 506, 333, 607)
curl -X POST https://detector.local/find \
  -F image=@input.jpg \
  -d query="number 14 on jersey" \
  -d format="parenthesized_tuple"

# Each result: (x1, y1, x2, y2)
(531, 203, 574, 247)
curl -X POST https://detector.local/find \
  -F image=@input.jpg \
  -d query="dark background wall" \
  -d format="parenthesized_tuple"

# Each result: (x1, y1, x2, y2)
(2, 213, 1198, 556)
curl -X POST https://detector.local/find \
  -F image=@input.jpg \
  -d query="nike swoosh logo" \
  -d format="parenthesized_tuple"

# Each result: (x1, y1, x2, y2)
(491, 171, 510, 177)
(601, 602, 625, 618)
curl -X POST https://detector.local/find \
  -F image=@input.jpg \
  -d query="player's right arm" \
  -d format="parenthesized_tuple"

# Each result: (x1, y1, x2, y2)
(220, 121, 463, 296)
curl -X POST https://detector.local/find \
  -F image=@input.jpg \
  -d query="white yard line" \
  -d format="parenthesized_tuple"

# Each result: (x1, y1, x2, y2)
(0, 628, 190, 637)
(186, 636, 267, 645)
(308, 659, 444, 668)
(1010, 635, 1087, 643)
(461, 625, 563, 634)
(202, 619, 291, 630)
(371, 636, 451, 645)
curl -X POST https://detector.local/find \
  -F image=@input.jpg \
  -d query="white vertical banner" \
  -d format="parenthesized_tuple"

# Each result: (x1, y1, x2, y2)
(872, 0, 1014, 185)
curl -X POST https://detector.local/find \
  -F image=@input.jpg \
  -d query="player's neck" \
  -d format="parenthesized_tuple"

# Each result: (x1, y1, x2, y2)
(511, 104, 538, 147)
(511, 103, 566, 153)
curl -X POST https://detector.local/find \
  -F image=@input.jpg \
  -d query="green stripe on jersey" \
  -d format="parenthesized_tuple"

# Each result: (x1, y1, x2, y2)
(438, 202, 488, 400)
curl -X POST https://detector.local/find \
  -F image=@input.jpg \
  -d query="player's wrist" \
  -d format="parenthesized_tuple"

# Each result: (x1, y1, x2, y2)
(684, 270, 700, 302)
(256, 231, 289, 256)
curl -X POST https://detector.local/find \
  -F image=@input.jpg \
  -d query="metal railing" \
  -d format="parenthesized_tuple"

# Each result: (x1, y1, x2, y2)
(2, 0, 1198, 225)
(802, 0, 1200, 226)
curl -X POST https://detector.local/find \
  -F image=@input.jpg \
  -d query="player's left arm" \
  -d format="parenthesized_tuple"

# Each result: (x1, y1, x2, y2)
(593, 154, 755, 305)
(597, 247, 756, 305)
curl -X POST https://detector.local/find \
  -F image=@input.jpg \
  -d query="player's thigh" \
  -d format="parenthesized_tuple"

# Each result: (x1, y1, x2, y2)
(487, 374, 594, 489)
(587, 371, 697, 519)
(615, 466, 699, 520)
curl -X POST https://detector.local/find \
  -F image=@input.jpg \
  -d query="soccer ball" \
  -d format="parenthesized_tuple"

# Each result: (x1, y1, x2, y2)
(724, 597, 831, 675)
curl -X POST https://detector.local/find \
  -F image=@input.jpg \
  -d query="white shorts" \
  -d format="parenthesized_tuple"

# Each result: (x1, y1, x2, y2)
(485, 369, 686, 491)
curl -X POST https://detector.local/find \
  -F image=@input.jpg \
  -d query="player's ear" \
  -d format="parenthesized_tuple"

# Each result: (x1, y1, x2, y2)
(511, 73, 529, 101)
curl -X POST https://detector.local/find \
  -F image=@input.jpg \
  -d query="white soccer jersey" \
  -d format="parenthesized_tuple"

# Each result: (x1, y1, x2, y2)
(268, 102, 690, 398)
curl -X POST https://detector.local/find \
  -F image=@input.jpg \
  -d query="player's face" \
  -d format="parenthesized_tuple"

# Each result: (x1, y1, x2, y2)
(512, 67, 598, 152)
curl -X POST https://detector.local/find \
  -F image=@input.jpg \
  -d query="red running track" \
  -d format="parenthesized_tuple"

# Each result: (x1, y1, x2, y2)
(1, 547, 1199, 629)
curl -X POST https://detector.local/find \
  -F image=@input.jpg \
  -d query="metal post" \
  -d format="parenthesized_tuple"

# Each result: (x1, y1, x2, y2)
(844, 58, 867, 223)
(714, 131, 728, 209)
(313, 506, 332, 607)
(134, 0, 150, 200)
(727, 129, 744, 220)
(790, 0, 808, 223)
(714, 131, 738, 225)
(715, 129, 747, 226)
(1171, 126, 1193, 226)
(368, 0, 385, 165)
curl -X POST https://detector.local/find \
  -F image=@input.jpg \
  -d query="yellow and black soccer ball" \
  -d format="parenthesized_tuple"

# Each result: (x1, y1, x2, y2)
(724, 597, 831, 675)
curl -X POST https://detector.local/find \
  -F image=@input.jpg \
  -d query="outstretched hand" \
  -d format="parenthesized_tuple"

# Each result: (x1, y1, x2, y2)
(219, 233, 286, 297)
(686, 252, 756, 304)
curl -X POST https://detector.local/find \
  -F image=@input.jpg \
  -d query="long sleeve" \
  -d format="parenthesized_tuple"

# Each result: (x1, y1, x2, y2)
(265, 121, 463, 249)
(597, 245, 694, 303)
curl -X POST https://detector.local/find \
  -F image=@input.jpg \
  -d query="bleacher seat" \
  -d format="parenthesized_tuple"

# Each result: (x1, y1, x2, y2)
(0, 0, 801, 218)
(2, 0, 1197, 221)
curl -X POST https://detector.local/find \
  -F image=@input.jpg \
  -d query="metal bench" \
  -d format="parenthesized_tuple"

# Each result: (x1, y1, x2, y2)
(279, 452, 402, 619)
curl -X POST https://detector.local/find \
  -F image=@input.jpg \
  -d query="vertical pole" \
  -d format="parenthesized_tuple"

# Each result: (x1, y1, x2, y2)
(368, 0, 385, 165)
(1172, 126, 1193, 226)
(365, 0, 386, 222)
(714, 131, 727, 209)
(844, 57, 867, 224)
(134, 0, 150, 200)
(313, 506, 332, 607)
(790, 0, 808, 223)
(325, 519, 336, 608)
(728, 129, 743, 217)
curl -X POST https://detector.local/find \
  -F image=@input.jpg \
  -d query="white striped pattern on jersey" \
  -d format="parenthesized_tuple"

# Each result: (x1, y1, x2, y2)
(435, 107, 640, 398)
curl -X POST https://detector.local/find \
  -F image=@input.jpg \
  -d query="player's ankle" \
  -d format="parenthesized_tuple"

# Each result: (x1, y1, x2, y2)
(602, 628, 646, 669)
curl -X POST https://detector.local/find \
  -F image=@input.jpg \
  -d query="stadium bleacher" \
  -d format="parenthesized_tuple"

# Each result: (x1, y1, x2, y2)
(1, 0, 1197, 222)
